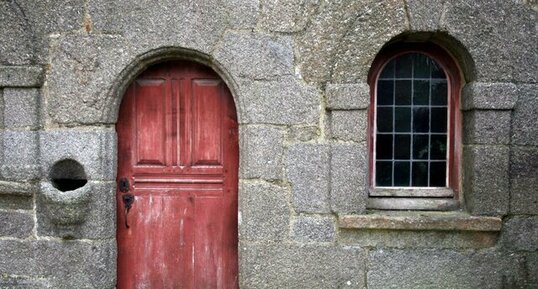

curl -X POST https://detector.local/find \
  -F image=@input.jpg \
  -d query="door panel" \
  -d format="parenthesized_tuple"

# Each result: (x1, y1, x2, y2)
(116, 61, 238, 289)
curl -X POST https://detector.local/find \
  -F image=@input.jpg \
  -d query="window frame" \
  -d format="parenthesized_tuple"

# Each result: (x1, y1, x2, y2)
(367, 43, 463, 210)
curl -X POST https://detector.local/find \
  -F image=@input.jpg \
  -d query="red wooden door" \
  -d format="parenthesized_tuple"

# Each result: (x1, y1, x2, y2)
(116, 61, 239, 289)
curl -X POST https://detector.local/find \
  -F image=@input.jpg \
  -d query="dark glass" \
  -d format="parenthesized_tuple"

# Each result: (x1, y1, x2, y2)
(395, 54, 412, 78)
(412, 161, 428, 186)
(431, 80, 448, 105)
(394, 134, 411, 159)
(394, 161, 410, 186)
(413, 135, 429, 159)
(376, 134, 393, 159)
(395, 107, 411, 132)
(431, 108, 447, 133)
(380, 60, 395, 79)
(431, 61, 446, 78)
(413, 107, 429, 132)
(376, 161, 392, 186)
(377, 80, 394, 105)
(430, 135, 447, 160)
(413, 54, 431, 78)
(395, 80, 412, 105)
(377, 107, 393, 132)
(413, 80, 429, 105)
(429, 161, 446, 186)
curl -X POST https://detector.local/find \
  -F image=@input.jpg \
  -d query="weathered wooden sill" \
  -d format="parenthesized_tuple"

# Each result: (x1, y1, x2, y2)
(338, 212, 502, 232)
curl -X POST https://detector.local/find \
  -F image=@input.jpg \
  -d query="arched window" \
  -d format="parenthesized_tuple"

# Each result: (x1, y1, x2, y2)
(368, 43, 462, 210)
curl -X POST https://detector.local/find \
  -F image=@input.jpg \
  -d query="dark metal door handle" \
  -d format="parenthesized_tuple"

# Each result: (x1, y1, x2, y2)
(122, 193, 134, 228)
(119, 177, 130, 193)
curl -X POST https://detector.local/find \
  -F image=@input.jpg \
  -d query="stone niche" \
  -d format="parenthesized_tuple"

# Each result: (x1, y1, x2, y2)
(40, 158, 91, 238)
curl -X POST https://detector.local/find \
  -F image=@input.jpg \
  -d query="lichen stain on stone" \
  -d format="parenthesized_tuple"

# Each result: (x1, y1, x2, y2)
(84, 15, 93, 33)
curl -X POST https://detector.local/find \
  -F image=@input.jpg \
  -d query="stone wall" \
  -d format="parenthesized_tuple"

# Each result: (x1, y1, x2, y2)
(0, 0, 536, 288)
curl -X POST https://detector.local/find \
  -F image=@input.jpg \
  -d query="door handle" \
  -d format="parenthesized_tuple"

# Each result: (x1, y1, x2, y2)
(122, 193, 134, 228)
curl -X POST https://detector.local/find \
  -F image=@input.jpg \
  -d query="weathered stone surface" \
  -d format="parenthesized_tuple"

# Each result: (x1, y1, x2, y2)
(406, 0, 444, 31)
(368, 249, 526, 289)
(341, 229, 499, 249)
(501, 216, 538, 252)
(3, 88, 39, 129)
(510, 146, 538, 214)
(527, 252, 538, 286)
(463, 145, 510, 216)
(90, 0, 232, 55)
(462, 110, 511, 145)
(326, 83, 370, 110)
(241, 244, 365, 289)
(329, 110, 367, 142)
(0, 66, 44, 87)
(0, 180, 34, 213)
(259, 0, 319, 32)
(0, 89, 3, 128)
(238, 77, 320, 125)
(442, 1, 537, 82)
(0, 1, 34, 65)
(239, 181, 290, 242)
(0, 239, 116, 288)
(37, 181, 115, 240)
(286, 125, 319, 142)
(511, 84, 538, 146)
(240, 126, 284, 180)
(17, 0, 85, 64)
(40, 128, 117, 181)
(0, 275, 51, 288)
(461, 82, 518, 110)
(46, 34, 132, 125)
(0, 195, 33, 210)
(215, 32, 293, 80)
(297, 0, 407, 82)
(0, 211, 34, 238)
(0, 180, 37, 196)
(339, 213, 502, 232)
(292, 215, 335, 243)
(287, 143, 330, 213)
(224, 0, 260, 29)
(331, 0, 407, 82)
(1, 130, 39, 180)
(295, 1, 369, 82)
(330, 143, 367, 214)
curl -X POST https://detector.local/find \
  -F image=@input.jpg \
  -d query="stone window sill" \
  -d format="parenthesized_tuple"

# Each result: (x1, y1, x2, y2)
(338, 211, 502, 232)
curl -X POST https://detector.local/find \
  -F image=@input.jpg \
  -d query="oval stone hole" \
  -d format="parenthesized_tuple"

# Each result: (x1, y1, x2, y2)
(49, 159, 88, 192)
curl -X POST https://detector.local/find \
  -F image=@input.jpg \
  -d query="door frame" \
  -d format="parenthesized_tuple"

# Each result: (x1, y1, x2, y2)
(107, 48, 243, 286)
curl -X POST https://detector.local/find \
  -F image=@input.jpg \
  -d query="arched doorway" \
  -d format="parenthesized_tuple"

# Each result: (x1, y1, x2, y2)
(116, 61, 239, 288)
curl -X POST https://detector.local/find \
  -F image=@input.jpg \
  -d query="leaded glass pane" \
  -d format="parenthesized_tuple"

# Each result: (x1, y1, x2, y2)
(380, 60, 395, 79)
(395, 54, 412, 77)
(395, 107, 411, 132)
(376, 134, 393, 160)
(378, 80, 394, 105)
(413, 135, 429, 159)
(395, 80, 412, 105)
(413, 80, 429, 105)
(377, 107, 393, 132)
(430, 135, 447, 160)
(413, 54, 431, 78)
(394, 134, 411, 159)
(431, 80, 448, 105)
(376, 161, 392, 186)
(413, 107, 429, 132)
(430, 162, 446, 186)
(394, 161, 410, 186)
(412, 161, 428, 186)
(431, 108, 447, 133)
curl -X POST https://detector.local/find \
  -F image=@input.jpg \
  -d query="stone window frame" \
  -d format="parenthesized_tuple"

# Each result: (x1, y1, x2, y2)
(367, 42, 463, 211)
